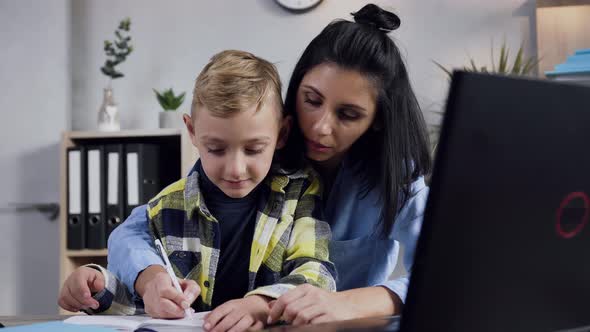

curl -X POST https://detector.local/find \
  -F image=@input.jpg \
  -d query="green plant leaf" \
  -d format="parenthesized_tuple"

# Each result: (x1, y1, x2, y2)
(432, 60, 453, 78)
(498, 41, 508, 74)
(469, 59, 478, 71)
(511, 42, 524, 74)
(154, 88, 185, 111)
(491, 38, 496, 72)
(521, 56, 541, 75)
(102, 17, 132, 79)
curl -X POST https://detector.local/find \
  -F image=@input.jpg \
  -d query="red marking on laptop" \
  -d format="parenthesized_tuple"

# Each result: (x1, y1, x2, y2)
(556, 191, 590, 239)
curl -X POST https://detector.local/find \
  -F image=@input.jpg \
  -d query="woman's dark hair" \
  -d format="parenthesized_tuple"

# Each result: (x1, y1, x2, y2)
(281, 3, 432, 237)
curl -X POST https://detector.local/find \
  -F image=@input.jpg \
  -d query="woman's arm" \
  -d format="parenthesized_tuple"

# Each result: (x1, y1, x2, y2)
(376, 177, 429, 303)
(267, 285, 402, 325)
(268, 177, 429, 325)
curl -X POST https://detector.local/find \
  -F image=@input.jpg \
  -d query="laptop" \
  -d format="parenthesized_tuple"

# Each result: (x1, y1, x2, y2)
(398, 71, 590, 332)
(265, 71, 590, 332)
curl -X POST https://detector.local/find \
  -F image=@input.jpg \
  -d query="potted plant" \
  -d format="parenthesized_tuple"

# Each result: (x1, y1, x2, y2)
(430, 40, 539, 154)
(154, 88, 186, 129)
(97, 17, 133, 131)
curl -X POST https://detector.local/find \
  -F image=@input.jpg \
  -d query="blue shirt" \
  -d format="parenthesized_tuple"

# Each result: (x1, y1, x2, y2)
(107, 159, 428, 303)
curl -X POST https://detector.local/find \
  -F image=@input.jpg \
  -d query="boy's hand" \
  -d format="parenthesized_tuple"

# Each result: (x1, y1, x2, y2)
(137, 265, 200, 318)
(58, 266, 105, 312)
(203, 295, 269, 332)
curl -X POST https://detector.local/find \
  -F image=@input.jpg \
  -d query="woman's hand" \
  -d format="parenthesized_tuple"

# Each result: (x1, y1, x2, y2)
(58, 266, 105, 312)
(267, 284, 359, 326)
(268, 284, 403, 326)
(203, 295, 269, 332)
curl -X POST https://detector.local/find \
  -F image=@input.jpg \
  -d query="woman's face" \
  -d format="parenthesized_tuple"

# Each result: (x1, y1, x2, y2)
(296, 63, 378, 168)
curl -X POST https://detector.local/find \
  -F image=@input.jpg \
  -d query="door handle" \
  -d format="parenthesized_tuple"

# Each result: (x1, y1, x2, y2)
(0, 203, 60, 221)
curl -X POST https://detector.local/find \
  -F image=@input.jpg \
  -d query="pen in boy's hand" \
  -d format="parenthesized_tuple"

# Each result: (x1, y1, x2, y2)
(154, 238, 193, 318)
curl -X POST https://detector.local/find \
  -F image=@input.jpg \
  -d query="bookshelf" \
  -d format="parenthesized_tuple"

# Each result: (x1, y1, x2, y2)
(536, 0, 590, 77)
(58, 129, 197, 314)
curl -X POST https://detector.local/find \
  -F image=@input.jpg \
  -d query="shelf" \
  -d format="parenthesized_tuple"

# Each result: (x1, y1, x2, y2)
(65, 128, 182, 140)
(66, 249, 108, 257)
(536, 2, 590, 77)
(537, 0, 590, 7)
(59, 129, 196, 307)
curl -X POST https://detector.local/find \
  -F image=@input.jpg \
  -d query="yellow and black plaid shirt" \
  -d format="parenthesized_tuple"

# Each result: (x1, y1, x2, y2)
(87, 164, 336, 314)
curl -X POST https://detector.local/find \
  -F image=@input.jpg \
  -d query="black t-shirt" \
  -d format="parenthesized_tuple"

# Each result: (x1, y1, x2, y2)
(197, 164, 258, 308)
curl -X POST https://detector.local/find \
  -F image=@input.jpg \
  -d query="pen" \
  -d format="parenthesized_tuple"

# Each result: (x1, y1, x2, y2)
(154, 238, 193, 318)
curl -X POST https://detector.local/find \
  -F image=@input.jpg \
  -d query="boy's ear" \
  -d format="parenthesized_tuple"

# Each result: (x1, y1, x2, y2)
(183, 113, 198, 146)
(275, 115, 292, 150)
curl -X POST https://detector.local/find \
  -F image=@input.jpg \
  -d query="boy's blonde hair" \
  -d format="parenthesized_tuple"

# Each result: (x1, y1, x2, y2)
(192, 50, 283, 118)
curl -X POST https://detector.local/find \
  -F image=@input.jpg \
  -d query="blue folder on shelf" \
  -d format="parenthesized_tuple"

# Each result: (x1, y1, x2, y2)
(546, 48, 590, 77)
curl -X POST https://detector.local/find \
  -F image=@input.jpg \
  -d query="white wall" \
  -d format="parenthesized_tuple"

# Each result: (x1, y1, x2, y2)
(0, 0, 537, 315)
(0, 0, 69, 315)
(70, 0, 537, 131)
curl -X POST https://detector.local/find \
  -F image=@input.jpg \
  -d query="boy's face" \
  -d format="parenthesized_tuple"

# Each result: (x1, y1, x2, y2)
(184, 101, 289, 198)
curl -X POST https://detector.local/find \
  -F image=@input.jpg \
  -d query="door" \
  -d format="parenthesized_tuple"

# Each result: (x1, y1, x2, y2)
(0, 0, 69, 315)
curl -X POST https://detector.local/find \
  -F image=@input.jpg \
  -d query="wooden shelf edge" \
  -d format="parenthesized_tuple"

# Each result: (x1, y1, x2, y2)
(64, 128, 182, 140)
(66, 249, 108, 257)
(537, 0, 590, 7)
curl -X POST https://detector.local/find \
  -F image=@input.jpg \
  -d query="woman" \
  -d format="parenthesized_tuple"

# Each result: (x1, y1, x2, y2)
(108, 2, 431, 329)
(266, 3, 431, 325)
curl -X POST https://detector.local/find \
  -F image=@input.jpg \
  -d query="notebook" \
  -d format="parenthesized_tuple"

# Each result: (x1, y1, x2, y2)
(63, 311, 208, 332)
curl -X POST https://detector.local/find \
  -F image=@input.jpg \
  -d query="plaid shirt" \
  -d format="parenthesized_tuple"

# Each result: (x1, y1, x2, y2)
(86, 164, 336, 314)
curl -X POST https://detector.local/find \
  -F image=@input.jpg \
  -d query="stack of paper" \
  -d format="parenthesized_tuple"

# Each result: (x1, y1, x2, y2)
(63, 311, 209, 332)
(545, 49, 590, 85)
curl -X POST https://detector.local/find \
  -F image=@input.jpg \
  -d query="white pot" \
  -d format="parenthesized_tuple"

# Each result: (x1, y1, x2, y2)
(159, 111, 185, 129)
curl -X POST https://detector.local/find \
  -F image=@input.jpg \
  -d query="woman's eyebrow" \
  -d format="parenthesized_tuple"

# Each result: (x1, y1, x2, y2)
(301, 85, 325, 98)
(303, 84, 369, 114)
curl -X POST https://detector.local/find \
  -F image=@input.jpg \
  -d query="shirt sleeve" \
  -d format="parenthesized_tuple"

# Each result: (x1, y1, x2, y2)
(83, 264, 145, 315)
(376, 176, 429, 303)
(246, 171, 337, 299)
(107, 204, 164, 296)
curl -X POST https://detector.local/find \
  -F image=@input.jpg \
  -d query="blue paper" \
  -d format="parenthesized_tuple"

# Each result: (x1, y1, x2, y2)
(546, 48, 590, 76)
(2, 321, 117, 331)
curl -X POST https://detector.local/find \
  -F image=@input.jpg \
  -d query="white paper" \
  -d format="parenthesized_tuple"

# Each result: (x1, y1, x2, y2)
(107, 152, 119, 205)
(126, 152, 139, 205)
(64, 311, 208, 332)
(87, 149, 101, 213)
(68, 150, 81, 214)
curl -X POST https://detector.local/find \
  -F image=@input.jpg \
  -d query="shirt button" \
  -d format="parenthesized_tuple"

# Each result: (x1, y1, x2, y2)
(204, 280, 210, 288)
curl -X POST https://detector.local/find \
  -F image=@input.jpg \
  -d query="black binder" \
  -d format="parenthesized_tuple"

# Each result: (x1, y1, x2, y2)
(124, 143, 162, 217)
(105, 144, 125, 240)
(66, 146, 86, 249)
(85, 145, 107, 249)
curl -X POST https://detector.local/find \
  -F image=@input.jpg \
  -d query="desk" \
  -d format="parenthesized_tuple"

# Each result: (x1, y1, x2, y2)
(266, 316, 400, 332)
(0, 315, 70, 327)
(0, 315, 400, 331)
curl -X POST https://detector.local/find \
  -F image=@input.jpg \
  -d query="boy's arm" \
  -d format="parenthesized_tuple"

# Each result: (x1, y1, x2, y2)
(107, 205, 164, 296)
(246, 173, 337, 299)
(82, 264, 145, 315)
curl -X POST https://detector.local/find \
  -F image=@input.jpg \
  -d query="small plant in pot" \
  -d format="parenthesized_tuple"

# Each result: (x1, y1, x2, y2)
(97, 17, 133, 131)
(430, 39, 539, 155)
(154, 88, 186, 129)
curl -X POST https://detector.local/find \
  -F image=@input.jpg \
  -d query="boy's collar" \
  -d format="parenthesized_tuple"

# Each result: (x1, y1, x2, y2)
(183, 160, 315, 220)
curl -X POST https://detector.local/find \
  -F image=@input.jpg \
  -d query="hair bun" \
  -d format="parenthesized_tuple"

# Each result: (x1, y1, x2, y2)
(351, 4, 400, 33)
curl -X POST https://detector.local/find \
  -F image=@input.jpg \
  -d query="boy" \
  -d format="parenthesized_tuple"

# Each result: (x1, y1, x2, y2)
(58, 50, 336, 331)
